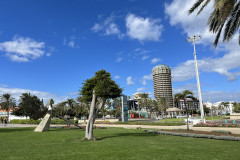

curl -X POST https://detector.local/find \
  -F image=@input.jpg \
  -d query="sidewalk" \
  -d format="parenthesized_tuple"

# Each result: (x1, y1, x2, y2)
(95, 124, 240, 134)
(1, 123, 240, 135)
(0, 123, 37, 128)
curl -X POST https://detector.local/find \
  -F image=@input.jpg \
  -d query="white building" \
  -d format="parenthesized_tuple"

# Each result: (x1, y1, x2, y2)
(204, 101, 233, 114)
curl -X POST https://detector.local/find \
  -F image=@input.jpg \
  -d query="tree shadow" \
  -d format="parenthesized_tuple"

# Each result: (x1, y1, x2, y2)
(95, 131, 159, 141)
(0, 127, 34, 133)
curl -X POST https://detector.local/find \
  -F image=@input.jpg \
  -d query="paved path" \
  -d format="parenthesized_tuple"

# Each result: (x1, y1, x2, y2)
(95, 124, 240, 134)
(1, 123, 240, 135)
(0, 123, 37, 128)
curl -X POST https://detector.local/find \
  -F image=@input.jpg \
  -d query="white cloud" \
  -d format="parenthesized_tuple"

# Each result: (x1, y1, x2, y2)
(151, 58, 161, 64)
(0, 87, 70, 104)
(106, 23, 120, 35)
(142, 55, 150, 60)
(92, 23, 102, 32)
(114, 75, 120, 79)
(63, 36, 79, 48)
(131, 48, 151, 60)
(126, 76, 134, 85)
(141, 74, 152, 85)
(91, 15, 124, 38)
(0, 84, 8, 88)
(137, 87, 147, 92)
(0, 36, 46, 62)
(126, 13, 163, 42)
(116, 57, 123, 63)
(165, 0, 240, 82)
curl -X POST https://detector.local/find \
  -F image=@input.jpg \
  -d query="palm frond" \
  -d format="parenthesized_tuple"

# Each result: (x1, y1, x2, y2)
(214, 24, 224, 47)
(197, 0, 211, 15)
(189, 0, 205, 14)
(224, 1, 240, 41)
(239, 30, 240, 45)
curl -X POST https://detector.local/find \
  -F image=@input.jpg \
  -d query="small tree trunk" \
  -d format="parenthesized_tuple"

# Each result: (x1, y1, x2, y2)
(85, 90, 96, 140)
(7, 109, 10, 123)
(186, 110, 189, 131)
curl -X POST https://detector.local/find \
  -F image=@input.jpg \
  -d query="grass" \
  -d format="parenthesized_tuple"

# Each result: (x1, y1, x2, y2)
(205, 116, 227, 120)
(0, 127, 239, 160)
(158, 118, 185, 122)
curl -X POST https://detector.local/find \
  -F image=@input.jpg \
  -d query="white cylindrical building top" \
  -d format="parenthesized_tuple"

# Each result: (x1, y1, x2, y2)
(152, 64, 171, 74)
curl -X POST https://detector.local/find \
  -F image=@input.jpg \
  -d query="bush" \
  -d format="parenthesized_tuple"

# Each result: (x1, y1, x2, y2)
(10, 119, 41, 124)
(211, 130, 232, 134)
(194, 122, 239, 128)
(10, 119, 74, 125)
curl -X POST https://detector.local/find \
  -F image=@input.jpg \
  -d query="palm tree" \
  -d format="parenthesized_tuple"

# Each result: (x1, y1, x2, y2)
(156, 97, 168, 118)
(174, 90, 195, 130)
(189, 0, 240, 46)
(0, 94, 16, 122)
(174, 93, 182, 108)
(106, 99, 111, 109)
(65, 99, 75, 109)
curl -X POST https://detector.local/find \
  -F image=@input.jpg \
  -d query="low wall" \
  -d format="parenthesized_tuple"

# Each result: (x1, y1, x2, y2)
(230, 113, 240, 120)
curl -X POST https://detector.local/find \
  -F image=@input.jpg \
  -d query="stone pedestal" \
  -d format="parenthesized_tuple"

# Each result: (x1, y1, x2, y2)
(34, 113, 51, 132)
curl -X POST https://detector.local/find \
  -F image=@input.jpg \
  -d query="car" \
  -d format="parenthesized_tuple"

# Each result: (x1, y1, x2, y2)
(184, 117, 202, 124)
(156, 116, 164, 120)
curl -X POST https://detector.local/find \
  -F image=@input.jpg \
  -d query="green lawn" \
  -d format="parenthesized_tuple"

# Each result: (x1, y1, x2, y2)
(205, 116, 227, 120)
(0, 127, 239, 160)
(158, 118, 185, 122)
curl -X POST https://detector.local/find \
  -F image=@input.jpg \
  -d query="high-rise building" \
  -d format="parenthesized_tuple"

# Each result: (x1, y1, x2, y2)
(152, 64, 173, 107)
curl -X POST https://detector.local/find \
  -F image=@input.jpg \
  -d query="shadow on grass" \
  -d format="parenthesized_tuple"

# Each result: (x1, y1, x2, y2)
(95, 132, 158, 141)
(0, 127, 84, 133)
(0, 127, 34, 133)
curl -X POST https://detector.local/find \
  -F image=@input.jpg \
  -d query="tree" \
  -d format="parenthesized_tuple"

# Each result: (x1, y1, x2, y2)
(218, 101, 230, 114)
(174, 93, 182, 108)
(155, 97, 168, 117)
(174, 90, 195, 130)
(65, 99, 76, 109)
(138, 93, 149, 118)
(79, 70, 122, 140)
(189, 0, 240, 46)
(52, 102, 67, 117)
(203, 105, 210, 114)
(233, 102, 240, 113)
(13, 93, 41, 119)
(0, 93, 16, 121)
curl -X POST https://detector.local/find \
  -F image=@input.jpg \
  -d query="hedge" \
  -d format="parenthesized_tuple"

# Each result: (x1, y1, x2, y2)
(10, 119, 77, 125)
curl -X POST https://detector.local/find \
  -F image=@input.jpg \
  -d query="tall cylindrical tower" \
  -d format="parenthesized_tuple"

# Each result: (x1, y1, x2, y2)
(152, 64, 173, 108)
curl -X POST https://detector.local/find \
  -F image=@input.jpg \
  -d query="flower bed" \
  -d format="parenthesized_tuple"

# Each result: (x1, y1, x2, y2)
(194, 122, 240, 128)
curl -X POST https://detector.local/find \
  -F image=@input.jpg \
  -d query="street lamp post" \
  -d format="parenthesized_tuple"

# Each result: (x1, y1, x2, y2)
(187, 35, 206, 123)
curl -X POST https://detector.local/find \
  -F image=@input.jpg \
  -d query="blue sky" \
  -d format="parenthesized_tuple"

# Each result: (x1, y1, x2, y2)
(0, 0, 240, 104)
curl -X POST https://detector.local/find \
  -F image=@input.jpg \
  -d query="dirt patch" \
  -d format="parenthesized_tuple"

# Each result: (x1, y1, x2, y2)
(163, 130, 240, 137)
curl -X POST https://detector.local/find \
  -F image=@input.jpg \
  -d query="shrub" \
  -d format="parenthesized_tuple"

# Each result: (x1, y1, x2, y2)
(10, 119, 73, 125)
(10, 119, 41, 124)
(211, 130, 232, 134)
(194, 122, 239, 128)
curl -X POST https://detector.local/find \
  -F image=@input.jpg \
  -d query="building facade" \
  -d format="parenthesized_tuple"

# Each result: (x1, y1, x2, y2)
(152, 64, 173, 107)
